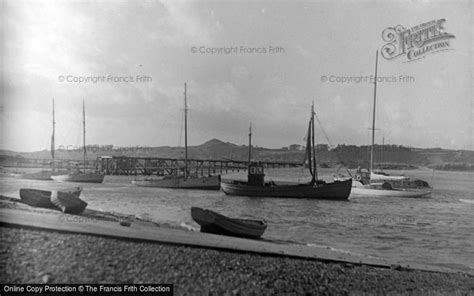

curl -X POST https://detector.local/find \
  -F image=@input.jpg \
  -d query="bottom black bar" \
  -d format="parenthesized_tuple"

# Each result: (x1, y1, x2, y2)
(1, 284, 173, 295)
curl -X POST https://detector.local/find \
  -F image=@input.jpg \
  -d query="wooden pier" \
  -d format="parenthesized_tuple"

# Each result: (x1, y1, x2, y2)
(97, 156, 301, 176)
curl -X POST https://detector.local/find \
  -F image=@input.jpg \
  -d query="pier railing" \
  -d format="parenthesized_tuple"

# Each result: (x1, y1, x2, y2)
(96, 156, 301, 176)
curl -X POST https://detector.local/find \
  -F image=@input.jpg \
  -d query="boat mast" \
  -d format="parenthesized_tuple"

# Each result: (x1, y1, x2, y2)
(83, 100, 86, 173)
(248, 123, 252, 165)
(184, 83, 188, 179)
(381, 135, 384, 172)
(52, 98, 55, 173)
(370, 50, 379, 175)
(311, 102, 318, 183)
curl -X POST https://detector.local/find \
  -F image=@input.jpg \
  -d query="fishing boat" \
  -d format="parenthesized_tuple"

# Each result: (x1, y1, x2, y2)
(19, 187, 83, 210)
(191, 207, 267, 239)
(132, 83, 220, 190)
(340, 51, 431, 197)
(51, 101, 105, 183)
(220, 104, 352, 200)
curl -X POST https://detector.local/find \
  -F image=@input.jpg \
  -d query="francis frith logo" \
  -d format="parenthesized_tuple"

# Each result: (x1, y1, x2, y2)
(381, 19, 455, 62)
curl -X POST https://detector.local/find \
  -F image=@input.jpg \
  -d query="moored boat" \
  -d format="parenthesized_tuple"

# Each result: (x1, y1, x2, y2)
(51, 171, 105, 183)
(351, 170, 431, 190)
(221, 175, 352, 200)
(21, 170, 54, 181)
(51, 101, 105, 184)
(335, 51, 431, 198)
(221, 103, 352, 200)
(132, 83, 220, 190)
(350, 182, 431, 198)
(191, 207, 267, 239)
(19, 187, 83, 210)
(132, 175, 220, 189)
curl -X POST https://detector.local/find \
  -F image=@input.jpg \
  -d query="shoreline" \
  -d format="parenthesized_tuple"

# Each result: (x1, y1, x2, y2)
(1, 226, 473, 295)
(0, 196, 473, 294)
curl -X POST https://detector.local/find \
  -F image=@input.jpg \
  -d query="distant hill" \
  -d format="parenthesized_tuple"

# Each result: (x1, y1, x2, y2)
(1, 139, 474, 171)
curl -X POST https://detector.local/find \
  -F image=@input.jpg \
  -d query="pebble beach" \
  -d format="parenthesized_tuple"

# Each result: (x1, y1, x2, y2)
(1, 196, 473, 295)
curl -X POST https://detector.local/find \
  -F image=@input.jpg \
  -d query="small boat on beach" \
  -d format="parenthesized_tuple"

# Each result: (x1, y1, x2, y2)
(19, 187, 86, 213)
(50, 190, 88, 214)
(191, 207, 267, 239)
(220, 104, 352, 200)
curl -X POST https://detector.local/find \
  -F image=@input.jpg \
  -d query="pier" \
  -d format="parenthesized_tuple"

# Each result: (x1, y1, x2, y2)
(0, 156, 301, 175)
(97, 156, 301, 176)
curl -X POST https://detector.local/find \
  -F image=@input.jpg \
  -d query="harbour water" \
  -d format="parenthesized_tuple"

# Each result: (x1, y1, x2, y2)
(1, 167, 473, 273)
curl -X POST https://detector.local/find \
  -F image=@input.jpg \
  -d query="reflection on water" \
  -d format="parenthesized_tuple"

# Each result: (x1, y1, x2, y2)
(1, 167, 473, 273)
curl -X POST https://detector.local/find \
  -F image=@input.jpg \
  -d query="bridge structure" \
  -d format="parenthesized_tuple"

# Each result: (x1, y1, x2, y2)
(96, 156, 302, 176)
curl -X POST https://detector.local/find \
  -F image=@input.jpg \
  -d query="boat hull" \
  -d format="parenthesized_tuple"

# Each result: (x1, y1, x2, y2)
(220, 179, 352, 200)
(20, 171, 54, 180)
(191, 207, 267, 239)
(20, 170, 70, 181)
(350, 181, 431, 198)
(19, 187, 83, 210)
(51, 172, 105, 183)
(132, 175, 220, 190)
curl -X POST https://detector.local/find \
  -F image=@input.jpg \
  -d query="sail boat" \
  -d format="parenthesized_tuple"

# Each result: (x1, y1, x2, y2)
(132, 83, 221, 189)
(348, 51, 431, 198)
(51, 101, 104, 183)
(21, 99, 59, 180)
(220, 103, 352, 200)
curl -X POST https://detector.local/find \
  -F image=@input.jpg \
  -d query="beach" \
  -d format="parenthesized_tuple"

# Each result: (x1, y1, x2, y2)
(1, 196, 473, 295)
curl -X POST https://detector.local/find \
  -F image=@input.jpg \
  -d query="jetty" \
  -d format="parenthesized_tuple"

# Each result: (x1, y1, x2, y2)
(0, 156, 300, 176)
(97, 156, 300, 176)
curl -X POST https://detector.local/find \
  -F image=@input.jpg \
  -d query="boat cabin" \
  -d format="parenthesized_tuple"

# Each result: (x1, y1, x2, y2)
(248, 162, 265, 186)
(354, 170, 371, 185)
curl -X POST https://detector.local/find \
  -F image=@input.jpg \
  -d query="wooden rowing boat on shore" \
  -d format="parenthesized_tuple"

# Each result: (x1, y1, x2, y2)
(19, 187, 87, 213)
(191, 207, 267, 239)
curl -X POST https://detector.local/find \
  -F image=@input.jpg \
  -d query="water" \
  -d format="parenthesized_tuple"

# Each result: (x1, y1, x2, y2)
(1, 167, 473, 273)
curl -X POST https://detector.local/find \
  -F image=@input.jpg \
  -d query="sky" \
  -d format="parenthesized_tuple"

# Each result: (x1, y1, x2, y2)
(1, 0, 473, 152)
